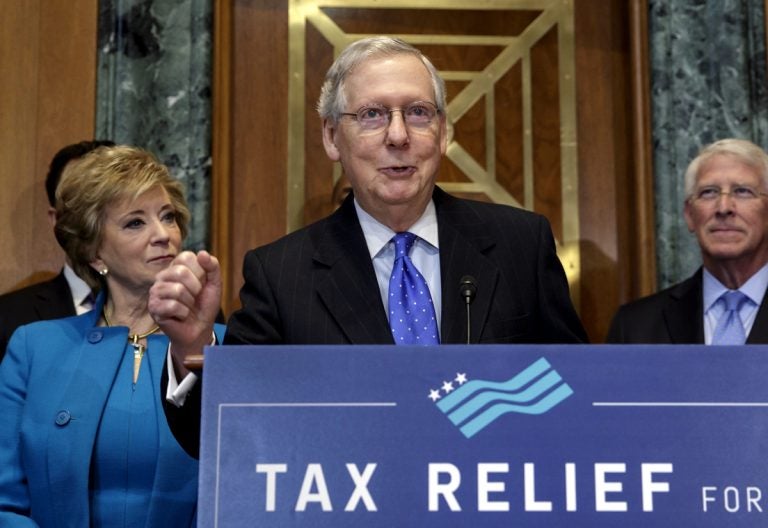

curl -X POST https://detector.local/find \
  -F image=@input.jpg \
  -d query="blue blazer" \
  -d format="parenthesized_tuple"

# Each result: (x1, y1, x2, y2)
(0, 297, 225, 526)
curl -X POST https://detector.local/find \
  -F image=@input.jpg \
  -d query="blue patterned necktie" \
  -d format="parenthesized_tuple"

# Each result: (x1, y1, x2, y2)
(711, 290, 749, 345)
(388, 232, 439, 345)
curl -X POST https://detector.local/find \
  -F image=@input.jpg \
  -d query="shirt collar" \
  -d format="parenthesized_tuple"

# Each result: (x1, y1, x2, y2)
(702, 262, 768, 311)
(63, 263, 93, 306)
(354, 199, 439, 259)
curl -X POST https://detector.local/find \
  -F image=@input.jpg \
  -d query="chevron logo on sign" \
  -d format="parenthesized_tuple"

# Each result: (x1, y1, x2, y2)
(430, 358, 573, 438)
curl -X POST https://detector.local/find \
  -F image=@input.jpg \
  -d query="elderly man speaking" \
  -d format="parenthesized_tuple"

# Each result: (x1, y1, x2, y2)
(149, 36, 587, 456)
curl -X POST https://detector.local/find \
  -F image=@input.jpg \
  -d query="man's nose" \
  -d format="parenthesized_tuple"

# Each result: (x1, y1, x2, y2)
(385, 110, 409, 147)
(714, 191, 736, 213)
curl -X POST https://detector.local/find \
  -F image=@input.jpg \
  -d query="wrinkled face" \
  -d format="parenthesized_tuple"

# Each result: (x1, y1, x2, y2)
(322, 54, 447, 224)
(90, 186, 182, 294)
(684, 154, 768, 272)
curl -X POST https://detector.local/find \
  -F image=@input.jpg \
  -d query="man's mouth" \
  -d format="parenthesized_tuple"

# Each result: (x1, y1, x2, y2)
(380, 165, 416, 177)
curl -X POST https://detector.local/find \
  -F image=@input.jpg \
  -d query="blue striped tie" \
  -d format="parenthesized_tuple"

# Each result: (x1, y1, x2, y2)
(711, 290, 748, 345)
(388, 232, 439, 345)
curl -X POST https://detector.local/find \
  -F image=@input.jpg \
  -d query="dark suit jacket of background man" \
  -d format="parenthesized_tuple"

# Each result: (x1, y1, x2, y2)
(164, 187, 588, 456)
(0, 271, 76, 361)
(606, 268, 768, 344)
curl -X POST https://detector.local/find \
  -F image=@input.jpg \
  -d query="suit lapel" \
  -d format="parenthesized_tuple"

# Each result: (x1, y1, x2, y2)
(313, 189, 502, 344)
(433, 189, 499, 344)
(747, 286, 768, 344)
(313, 197, 393, 344)
(144, 334, 198, 526)
(664, 270, 704, 343)
(34, 271, 77, 320)
(47, 311, 125, 523)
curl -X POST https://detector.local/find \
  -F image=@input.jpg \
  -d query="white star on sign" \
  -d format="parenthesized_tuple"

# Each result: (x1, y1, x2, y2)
(428, 389, 441, 402)
(455, 372, 468, 385)
(442, 381, 455, 393)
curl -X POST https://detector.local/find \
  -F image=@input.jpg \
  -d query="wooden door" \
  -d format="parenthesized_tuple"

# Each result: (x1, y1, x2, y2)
(0, 1, 98, 294)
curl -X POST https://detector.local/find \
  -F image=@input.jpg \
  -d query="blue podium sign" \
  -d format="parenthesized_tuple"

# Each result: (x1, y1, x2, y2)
(199, 345, 768, 527)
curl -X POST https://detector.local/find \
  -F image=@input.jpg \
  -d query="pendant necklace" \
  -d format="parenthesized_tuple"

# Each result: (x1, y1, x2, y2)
(102, 309, 160, 383)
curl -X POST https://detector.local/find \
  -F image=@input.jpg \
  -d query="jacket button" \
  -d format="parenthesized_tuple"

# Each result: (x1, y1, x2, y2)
(88, 330, 103, 343)
(55, 410, 71, 426)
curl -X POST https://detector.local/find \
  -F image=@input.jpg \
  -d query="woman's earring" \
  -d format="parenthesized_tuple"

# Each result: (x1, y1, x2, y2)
(99, 268, 109, 276)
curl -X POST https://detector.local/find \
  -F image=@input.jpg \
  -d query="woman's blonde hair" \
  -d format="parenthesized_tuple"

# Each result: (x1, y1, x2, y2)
(54, 145, 190, 290)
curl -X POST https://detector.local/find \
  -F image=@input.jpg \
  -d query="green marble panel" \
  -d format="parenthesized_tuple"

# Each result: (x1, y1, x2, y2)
(96, 0, 212, 251)
(649, 0, 768, 288)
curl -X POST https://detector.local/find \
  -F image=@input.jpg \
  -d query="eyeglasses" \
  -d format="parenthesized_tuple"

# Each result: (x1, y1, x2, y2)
(690, 185, 768, 203)
(340, 101, 440, 133)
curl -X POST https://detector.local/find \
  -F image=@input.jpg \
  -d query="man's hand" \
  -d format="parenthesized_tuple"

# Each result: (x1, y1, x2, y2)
(149, 250, 222, 375)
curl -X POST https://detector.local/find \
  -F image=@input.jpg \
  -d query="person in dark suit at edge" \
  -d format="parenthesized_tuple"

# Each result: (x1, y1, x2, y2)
(148, 36, 588, 457)
(0, 140, 115, 360)
(607, 138, 768, 344)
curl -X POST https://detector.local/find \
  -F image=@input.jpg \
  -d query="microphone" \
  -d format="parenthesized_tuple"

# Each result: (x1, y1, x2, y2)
(459, 276, 477, 344)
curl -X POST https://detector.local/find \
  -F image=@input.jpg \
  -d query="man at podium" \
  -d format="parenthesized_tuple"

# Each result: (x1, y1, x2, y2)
(149, 36, 587, 456)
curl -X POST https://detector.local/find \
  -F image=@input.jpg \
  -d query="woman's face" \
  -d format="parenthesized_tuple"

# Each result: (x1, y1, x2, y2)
(90, 185, 182, 296)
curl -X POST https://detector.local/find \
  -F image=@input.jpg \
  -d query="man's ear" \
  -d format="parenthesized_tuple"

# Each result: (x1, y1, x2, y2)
(47, 206, 57, 229)
(439, 115, 448, 155)
(683, 200, 695, 232)
(322, 119, 341, 161)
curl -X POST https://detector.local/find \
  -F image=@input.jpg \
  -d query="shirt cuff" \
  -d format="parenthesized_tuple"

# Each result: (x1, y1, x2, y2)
(165, 344, 199, 407)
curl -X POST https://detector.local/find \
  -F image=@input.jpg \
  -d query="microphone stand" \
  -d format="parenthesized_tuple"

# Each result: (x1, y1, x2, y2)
(459, 276, 477, 345)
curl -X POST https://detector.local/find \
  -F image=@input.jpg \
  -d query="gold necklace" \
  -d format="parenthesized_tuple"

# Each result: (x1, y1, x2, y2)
(102, 308, 160, 383)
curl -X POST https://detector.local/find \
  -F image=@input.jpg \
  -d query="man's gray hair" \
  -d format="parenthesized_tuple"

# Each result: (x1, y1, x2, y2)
(316, 36, 447, 123)
(684, 138, 768, 199)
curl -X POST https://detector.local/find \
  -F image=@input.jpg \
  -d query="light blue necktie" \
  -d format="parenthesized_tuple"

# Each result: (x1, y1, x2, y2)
(388, 232, 439, 345)
(711, 290, 749, 345)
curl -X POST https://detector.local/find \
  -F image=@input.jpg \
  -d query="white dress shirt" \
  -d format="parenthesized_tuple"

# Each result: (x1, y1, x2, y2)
(63, 264, 94, 315)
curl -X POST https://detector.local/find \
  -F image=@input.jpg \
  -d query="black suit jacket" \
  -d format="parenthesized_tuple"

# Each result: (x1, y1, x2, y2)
(165, 187, 587, 456)
(225, 187, 587, 346)
(606, 268, 768, 344)
(0, 271, 76, 361)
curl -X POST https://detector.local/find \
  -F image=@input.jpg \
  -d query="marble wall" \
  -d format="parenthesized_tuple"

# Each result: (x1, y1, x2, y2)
(649, 0, 768, 288)
(95, 0, 213, 251)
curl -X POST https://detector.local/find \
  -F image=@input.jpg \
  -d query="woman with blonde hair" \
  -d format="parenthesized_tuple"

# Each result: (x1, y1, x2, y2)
(0, 145, 224, 526)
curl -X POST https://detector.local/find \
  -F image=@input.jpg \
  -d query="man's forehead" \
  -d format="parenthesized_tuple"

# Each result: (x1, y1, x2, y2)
(348, 52, 423, 73)
(698, 154, 760, 182)
(344, 54, 433, 100)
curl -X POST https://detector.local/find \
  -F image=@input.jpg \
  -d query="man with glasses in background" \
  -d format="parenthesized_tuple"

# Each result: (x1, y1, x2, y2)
(608, 138, 768, 344)
(150, 36, 587, 454)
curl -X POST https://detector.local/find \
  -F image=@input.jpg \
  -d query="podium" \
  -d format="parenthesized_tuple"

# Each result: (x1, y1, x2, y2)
(198, 344, 768, 527)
